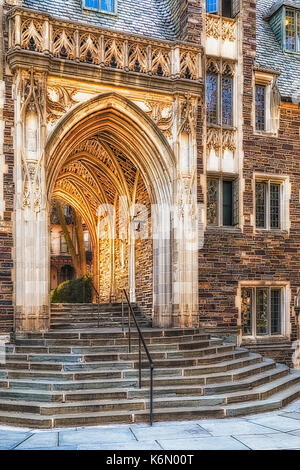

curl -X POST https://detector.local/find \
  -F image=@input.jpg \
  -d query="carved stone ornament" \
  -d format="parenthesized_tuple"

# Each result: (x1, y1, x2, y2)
(206, 127, 236, 152)
(178, 95, 199, 137)
(46, 86, 79, 123)
(22, 161, 43, 211)
(144, 101, 173, 137)
(19, 68, 46, 120)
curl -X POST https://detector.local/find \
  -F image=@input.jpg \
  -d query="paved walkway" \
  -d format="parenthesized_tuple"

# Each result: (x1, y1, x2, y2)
(1, 400, 300, 450)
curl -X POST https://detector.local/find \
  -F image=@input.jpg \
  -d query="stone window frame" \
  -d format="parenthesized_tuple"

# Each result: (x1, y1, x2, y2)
(82, 0, 117, 16)
(253, 173, 290, 234)
(206, 58, 236, 129)
(206, 173, 240, 229)
(253, 71, 280, 137)
(237, 281, 291, 340)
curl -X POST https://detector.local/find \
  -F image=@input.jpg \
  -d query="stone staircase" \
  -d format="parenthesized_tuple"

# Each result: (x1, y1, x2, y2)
(50, 303, 152, 329)
(0, 327, 299, 428)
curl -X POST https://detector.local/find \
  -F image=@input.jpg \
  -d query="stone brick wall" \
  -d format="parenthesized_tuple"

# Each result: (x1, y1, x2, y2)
(198, 0, 300, 352)
(0, 2, 15, 332)
(134, 175, 152, 318)
(179, 0, 203, 43)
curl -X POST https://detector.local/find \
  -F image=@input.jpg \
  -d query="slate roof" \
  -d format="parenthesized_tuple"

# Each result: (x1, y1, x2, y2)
(256, 0, 300, 100)
(22, 0, 177, 41)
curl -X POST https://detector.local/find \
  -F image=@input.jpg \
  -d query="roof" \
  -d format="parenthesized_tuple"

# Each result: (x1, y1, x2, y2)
(264, 0, 300, 19)
(256, 0, 300, 101)
(22, 0, 177, 41)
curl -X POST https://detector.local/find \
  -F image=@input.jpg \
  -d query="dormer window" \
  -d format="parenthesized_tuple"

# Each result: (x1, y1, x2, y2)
(285, 8, 300, 52)
(83, 0, 116, 14)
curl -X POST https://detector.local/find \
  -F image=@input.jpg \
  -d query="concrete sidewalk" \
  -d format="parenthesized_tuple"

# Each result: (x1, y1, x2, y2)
(1, 400, 300, 450)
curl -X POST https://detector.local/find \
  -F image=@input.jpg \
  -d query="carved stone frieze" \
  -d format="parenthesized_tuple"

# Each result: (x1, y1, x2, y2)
(206, 126, 236, 152)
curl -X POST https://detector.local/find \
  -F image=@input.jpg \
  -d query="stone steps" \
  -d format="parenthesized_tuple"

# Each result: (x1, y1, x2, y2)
(50, 303, 151, 329)
(0, 324, 299, 428)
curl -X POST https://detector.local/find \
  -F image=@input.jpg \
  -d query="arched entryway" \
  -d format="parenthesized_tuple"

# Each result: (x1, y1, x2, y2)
(14, 91, 199, 332)
(46, 93, 175, 327)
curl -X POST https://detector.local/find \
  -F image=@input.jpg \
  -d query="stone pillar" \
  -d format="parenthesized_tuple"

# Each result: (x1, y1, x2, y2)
(172, 95, 199, 328)
(14, 69, 50, 332)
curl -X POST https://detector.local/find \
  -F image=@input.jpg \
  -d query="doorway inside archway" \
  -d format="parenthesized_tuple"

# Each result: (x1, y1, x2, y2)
(50, 136, 153, 316)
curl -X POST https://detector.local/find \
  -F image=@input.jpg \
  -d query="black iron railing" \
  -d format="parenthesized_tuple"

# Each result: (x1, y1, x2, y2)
(122, 289, 154, 426)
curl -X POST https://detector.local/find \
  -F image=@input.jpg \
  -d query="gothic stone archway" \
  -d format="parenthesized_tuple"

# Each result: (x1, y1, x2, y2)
(14, 90, 199, 332)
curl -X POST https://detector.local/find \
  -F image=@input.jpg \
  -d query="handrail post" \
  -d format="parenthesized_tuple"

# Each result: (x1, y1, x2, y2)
(121, 292, 124, 332)
(150, 364, 154, 426)
(139, 336, 142, 389)
(128, 301, 131, 353)
(97, 294, 100, 328)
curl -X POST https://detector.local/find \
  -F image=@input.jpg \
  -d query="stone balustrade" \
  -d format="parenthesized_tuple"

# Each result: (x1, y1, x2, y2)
(7, 8, 202, 81)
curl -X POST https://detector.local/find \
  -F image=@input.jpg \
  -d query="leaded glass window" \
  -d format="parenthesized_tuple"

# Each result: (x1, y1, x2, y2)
(83, 0, 115, 13)
(256, 288, 268, 335)
(206, 74, 218, 124)
(286, 9, 296, 51)
(271, 289, 281, 335)
(255, 182, 266, 228)
(206, 72, 233, 126)
(284, 8, 300, 52)
(241, 287, 283, 337)
(241, 288, 252, 335)
(207, 177, 239, 227)
(206, 0, 218, 14)
(206, 0, 234, 17)
(207, 178, 218, 225)
(255, 180, 281, 230)
(270, 183, 280, 229)
(255, 85, 265, 131)
(222, 76, 233, 126)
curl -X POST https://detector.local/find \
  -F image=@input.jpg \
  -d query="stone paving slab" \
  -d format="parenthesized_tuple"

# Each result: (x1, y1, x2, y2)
(0, 430, 31, 450)
(59, 426, 137, 446)
(14, 432, 58, 449)
(232, 432, 300, 450)
(246, 414, 300, 432)
(130, 422, 210, 441)
(279, 411, 300, 421)
(78, 441, 162, 450)
(194, 418, 281, 436)
(157, 436, 249, 450)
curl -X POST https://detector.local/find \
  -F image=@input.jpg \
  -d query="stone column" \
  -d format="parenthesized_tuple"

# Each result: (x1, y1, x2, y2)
(172, 95, 199, 328)
(14, 69, 50, 332)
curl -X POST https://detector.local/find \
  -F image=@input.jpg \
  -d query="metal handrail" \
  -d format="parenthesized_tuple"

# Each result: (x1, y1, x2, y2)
(89, 282, 101, 328)
(122, 289, 154, 426)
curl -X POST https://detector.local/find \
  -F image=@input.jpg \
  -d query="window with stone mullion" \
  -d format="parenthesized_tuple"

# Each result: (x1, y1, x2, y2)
(255, 85, 266, 131)
(241, 287, 282, 337)
(255, 180, 281, 230)
(206, 72, 233, 126)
